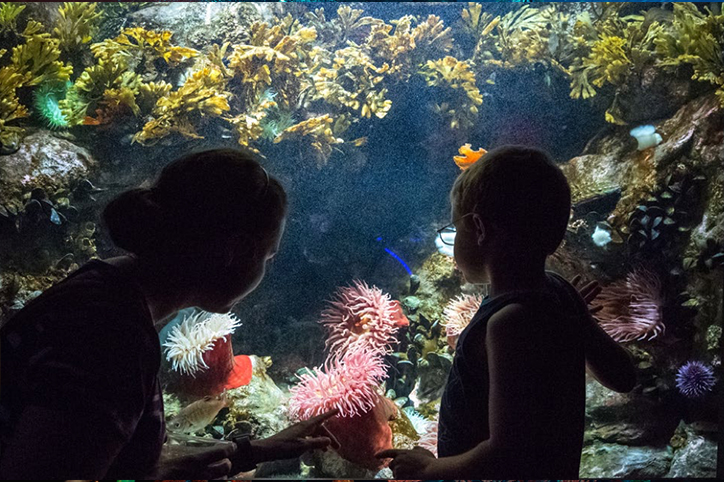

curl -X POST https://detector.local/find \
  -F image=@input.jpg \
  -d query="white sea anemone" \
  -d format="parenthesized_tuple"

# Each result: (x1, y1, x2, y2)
(592, 225, 613, 247)
(630, 124, 662, 151)
(164, 311, 242, 376)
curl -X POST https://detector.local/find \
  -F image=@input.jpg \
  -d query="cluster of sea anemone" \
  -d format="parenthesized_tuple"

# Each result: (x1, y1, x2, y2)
(593, 268, 666, 343)
(288, 279, 409, 468)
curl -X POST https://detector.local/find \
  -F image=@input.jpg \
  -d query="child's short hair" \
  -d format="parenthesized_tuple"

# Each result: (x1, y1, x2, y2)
(451, 145, 570, 256)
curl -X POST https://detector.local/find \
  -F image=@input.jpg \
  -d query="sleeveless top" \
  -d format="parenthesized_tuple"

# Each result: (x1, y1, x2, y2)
(437, 271, 587, 476)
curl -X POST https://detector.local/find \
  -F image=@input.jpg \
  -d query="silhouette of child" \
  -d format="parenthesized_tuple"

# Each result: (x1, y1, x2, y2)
(378, 146, 636, 478)
(1, 149, 338, 479)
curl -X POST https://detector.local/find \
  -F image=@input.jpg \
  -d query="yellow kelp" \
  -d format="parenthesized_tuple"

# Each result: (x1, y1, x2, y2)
(133, 67, 230, 144)
(91, 27, 198, 69)
(0, 2, 25, 35)
(274, 114, 343, 167)
(655, 3, 724, 106)
(227, 21, 317, 109)
(53, 2, 103, 52)
(419, 56, 482, 130)
(11, 23, 73, 87)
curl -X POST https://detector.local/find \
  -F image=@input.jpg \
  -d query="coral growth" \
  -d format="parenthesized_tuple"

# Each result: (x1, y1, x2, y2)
(675, 360, 716, 398)
(594, 268, 666, 343)
(318, 280, 405, 360)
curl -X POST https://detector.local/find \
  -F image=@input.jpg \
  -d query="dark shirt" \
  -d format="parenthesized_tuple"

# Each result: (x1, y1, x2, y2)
(437, 271, 587, 477)
(0, 260, 164, 478)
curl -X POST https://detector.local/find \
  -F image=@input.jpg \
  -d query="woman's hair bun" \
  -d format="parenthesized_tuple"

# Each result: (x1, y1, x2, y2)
(102, 188, 163, 255)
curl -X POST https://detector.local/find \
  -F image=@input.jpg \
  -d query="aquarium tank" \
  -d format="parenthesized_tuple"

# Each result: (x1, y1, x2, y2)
(0, 1, 721, 479)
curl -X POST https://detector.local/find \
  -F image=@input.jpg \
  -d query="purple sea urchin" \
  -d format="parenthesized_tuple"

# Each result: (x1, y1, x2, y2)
(676, 361, 716, 398)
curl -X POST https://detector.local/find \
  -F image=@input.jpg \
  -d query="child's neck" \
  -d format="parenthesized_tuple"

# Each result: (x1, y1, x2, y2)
(488, 256, 547, 298)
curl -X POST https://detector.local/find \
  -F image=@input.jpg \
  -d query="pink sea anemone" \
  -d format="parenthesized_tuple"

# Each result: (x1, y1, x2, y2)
(288, 347, 394, 469)
(319, 280, 405, 359)
(288, 346, 388, 420)
(442, 293, 484, 348)
(594, 268, 665, 342)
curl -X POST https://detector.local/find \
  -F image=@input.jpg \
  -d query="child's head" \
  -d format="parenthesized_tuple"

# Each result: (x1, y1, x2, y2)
(450, 145, 570, 283)
(103, 148, 287, 312)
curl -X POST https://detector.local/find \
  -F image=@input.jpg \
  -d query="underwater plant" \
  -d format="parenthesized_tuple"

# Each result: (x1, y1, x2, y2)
(134, 67, 230, 144)
(0, 2, 25, 36)
(419, 56, 483, 131)
(0, 61, 29, 146)
(655, 3, 724, 106)
(52, 2, 103, 53)
(675, 360, 716, 398)
(319, 280, 406, 360)
(10, 23, 73, 87)
(594, 268, 666, 343)
(442, 293, 484, 349)
(273, 114, 343, 167)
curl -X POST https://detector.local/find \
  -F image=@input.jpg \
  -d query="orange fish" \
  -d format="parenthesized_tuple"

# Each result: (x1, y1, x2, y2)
(389, 300, 409, 328)
(454, 143, 487, 170)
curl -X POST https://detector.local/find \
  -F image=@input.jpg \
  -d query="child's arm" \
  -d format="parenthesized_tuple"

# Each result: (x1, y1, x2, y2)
(379, 303, 552, 478)
(573, 276, 637, 393)
(582, 316, 637, 393)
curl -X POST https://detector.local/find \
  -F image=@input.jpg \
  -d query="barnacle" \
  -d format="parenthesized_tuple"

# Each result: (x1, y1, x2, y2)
(53, 2, 102, 52)
(133, 67, 230, 145)
(274, 114, 343, 167)
(419, 56, 482, 130)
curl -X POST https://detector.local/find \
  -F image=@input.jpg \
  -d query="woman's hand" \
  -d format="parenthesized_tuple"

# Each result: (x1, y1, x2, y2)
(251, 408, 341, 463)
(151, 441, 237, 479)
(375, 446, 437, 479)
(570, 274, 603, 317)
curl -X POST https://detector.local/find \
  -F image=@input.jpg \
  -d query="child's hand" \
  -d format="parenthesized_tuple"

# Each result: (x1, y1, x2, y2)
(570, 274, 603, 317)
(375, 446, 437, 478)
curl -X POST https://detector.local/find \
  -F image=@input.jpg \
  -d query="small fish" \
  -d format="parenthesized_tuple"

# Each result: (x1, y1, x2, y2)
(453, 143, 487, 170)
(350, 137, 368, 147)
(389, 300, 409, 328)
(168, 392, 227, 434)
